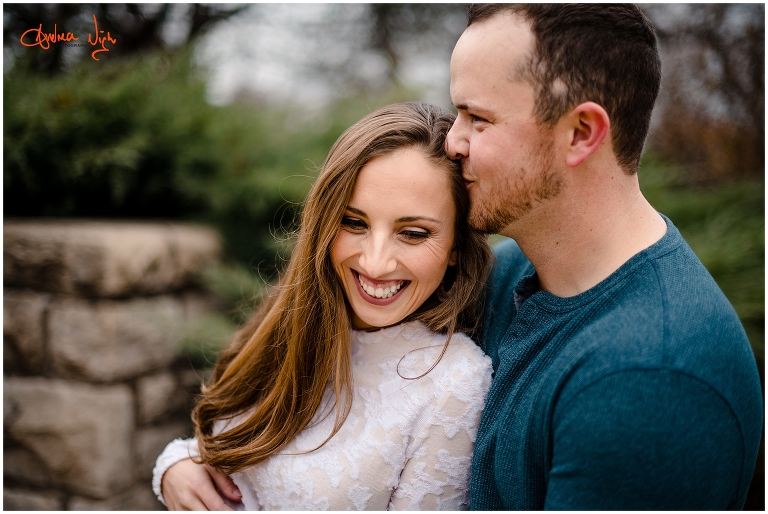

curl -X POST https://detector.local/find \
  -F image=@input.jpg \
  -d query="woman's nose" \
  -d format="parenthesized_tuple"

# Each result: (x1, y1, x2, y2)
(358, 234, 397, 278)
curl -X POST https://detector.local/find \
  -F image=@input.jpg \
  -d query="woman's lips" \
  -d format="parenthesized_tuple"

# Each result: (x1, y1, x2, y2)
(352, 270, 410, 306)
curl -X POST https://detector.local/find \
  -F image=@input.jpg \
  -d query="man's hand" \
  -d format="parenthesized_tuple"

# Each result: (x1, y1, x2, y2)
(161, 458, 242, 511)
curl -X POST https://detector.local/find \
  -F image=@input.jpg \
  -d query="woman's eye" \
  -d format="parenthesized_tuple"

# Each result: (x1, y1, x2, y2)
(401, 229, 430, 241)
(341, 216, 367, 230)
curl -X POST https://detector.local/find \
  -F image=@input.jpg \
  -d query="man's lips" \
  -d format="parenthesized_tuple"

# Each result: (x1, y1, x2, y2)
(352, 270, 410, 306)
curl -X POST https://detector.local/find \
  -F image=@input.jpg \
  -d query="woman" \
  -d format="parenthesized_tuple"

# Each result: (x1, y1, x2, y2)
(154, 102, 494, 510)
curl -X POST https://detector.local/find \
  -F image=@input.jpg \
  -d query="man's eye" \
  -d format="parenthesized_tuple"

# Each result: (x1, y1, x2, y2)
(341, 216, 367, 230)
(470, 114, 486, 123)
(401, 230, 430, 241)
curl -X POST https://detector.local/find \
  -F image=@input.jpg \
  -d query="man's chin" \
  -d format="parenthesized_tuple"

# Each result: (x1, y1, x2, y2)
(468, 207, 510, 235)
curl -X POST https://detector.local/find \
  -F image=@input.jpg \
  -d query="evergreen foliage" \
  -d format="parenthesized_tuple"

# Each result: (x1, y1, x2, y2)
(4, 50, 374, 268)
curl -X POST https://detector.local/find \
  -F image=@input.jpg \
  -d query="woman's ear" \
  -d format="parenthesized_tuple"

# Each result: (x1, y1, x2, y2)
(563, 101, 610, 168)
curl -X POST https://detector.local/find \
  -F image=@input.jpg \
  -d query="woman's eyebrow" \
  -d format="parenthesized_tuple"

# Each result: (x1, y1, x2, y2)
(397, 216, 441, 224)
(346, 206, 440, 224)
(345, 206, 366, 216)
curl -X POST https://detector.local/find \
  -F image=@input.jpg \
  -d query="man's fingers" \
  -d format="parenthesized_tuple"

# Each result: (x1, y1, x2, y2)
(205, 464, 242, 502)
(163, 459, 235, 511)
(178, 496, 210, 511)
(166, 488, 211, 511)
(198, 485, 234, 511)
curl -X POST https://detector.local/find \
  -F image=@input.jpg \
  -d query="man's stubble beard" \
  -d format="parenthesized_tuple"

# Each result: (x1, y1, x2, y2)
(467, 137, 562, 235)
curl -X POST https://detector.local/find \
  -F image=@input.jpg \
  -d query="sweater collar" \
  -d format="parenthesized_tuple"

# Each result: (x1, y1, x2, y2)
(513, 213, 681, 312)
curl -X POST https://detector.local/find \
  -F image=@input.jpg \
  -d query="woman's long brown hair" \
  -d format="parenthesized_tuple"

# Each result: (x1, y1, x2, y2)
(192, 102, 492, 474)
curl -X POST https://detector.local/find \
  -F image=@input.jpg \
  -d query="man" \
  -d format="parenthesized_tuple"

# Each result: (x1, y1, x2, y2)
(156, 4, 762, 510)
(447, 4, 762, 510)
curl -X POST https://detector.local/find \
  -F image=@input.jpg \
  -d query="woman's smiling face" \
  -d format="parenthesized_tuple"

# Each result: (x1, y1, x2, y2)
(331, 147, 457, 330)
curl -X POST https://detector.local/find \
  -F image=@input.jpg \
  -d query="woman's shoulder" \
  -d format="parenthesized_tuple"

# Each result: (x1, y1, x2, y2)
(400, 325, 493, 425)
(439, 332, 493, 392)
(399, 321, 493, 385)
(352, 321, 492, 385)
(442, 331, 492, 370)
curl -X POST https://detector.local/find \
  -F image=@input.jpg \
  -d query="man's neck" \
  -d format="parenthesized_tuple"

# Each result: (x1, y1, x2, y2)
(503, 169, 667, 298)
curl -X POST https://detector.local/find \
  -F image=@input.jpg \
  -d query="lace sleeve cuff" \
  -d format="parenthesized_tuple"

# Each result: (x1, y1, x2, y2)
(152, 438, 200, 506)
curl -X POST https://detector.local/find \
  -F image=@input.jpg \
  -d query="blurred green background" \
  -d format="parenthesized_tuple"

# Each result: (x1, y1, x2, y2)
(3, 4, 764, 507)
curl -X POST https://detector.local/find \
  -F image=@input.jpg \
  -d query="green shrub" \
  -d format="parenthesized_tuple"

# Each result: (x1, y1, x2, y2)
(3, 49, 393, 269)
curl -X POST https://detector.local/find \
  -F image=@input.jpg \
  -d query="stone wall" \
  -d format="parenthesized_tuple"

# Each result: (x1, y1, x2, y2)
(4, 220, 222, 510)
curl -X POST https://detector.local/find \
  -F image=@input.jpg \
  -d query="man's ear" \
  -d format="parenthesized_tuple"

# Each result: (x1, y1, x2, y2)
(563, 102, 610, 168)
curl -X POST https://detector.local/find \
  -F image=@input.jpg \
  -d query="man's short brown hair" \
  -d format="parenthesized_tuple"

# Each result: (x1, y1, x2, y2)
(468, 4, 661, 174)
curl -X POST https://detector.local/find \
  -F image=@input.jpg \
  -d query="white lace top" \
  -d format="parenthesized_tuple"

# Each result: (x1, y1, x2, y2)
(153, 321, 493, 510)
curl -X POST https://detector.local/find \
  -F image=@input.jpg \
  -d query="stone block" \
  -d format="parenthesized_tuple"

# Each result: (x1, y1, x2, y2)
(68, 484, 164, 511)
(3, 488, 64, 510)
(4, 377, 134, 499)
(182, 290, 225, 320)
(3, 446, 55, 488)
(135, 422, 190, 480)
(128, 483, 168, 511)
(137, 372, 180, 424)
(4, 340, 21, 374)
(48, 296, 186, 381)
(181, 367, 209, 391)
(4, 220, 220, 297)
(67, 496, 112, 511)
(180, 368, 209, 413)
(3, 289, 50, 372)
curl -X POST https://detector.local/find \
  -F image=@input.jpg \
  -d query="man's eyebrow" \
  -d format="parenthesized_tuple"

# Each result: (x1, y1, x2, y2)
(454, 102, 492, 117)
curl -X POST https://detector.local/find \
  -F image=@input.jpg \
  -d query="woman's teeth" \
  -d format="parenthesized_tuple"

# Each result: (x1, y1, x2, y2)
(357, 274, 404, 299)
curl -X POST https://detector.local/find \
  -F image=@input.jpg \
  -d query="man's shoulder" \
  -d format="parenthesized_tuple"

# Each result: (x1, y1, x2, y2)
(490, 237, 531, 276)
(486, 238, 533, 300)
(572, 240, 750, 367)
(555, 241, 760, 433)
(637, 233, 747, 345)
(480, 238, 534, 360)
(545, 242, 762, 509)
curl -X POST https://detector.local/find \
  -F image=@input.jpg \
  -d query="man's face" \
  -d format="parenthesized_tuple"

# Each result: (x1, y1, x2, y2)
(446, 14, 562, 236)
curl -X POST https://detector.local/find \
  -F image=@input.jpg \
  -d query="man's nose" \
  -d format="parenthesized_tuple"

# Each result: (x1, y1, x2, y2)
(358, 233, 397, 278)
(446, 116, 469, 160)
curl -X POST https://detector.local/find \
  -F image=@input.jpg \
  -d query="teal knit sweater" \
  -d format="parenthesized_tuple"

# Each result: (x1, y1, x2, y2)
(470, 216, 763, 510)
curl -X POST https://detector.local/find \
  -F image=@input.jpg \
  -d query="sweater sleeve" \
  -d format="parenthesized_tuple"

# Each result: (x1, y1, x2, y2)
(545, 369, 746, 510)
(152, 438, 200, 506)
(389, 351, 493, 511)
